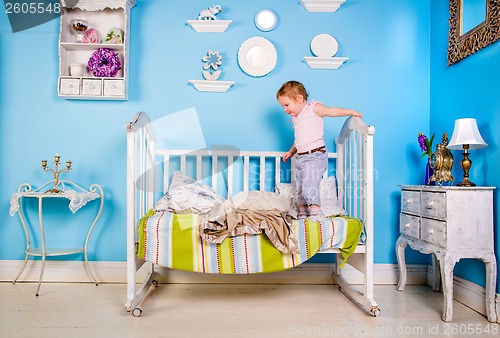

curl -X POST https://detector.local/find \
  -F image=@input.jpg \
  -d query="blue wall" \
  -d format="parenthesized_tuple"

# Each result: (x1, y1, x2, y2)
(1, 0, 494, 291)
(430, 0, 500, 289)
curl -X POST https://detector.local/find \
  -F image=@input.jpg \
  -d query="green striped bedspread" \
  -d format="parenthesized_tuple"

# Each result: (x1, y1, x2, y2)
(138, 210, 362, 274)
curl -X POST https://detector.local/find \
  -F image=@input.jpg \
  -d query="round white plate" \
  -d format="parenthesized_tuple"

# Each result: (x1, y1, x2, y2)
(254, 9, 277, 32)
(237, 37, 277, 77)
(310, 33, 338, 57)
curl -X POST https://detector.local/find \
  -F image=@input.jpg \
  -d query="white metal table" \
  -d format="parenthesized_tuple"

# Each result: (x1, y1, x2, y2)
(10, 180, 104, 296)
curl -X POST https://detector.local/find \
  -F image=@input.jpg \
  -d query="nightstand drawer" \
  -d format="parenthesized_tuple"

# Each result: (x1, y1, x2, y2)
(421, 218, 446, 247)
(401, 190, 420, 214)
(400, 213, 419, 238)
(421, 192, 446, 219)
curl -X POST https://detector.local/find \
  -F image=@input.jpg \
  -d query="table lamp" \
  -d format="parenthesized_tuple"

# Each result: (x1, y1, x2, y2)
(447, 118, 487, 187)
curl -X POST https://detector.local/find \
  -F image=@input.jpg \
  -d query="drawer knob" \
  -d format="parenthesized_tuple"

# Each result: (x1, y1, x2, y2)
(405, 223, 410, 228)
(404, 199, 411, 204)
(428, 229, 434, 234)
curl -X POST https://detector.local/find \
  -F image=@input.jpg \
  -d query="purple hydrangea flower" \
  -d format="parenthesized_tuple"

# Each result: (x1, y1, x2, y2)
(88, 48, 122, 77)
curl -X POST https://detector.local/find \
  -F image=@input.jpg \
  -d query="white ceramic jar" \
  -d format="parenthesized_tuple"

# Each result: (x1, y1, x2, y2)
(70, 63, 85, 77)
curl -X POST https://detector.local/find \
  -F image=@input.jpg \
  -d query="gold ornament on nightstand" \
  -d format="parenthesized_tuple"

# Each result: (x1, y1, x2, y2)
(41, 154, 72, 193)
(429, 133, 454, 185)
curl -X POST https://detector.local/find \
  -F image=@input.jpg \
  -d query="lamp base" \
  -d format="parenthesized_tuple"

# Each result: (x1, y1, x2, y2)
(456, 147, 477, 187)
(456, 177, 476, 187)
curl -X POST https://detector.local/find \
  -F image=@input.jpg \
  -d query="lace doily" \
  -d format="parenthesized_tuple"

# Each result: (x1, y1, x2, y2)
(10, 190, 100, 216)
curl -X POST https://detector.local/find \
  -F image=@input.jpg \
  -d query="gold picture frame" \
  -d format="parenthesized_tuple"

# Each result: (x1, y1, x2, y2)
(448, 0, 500, 65)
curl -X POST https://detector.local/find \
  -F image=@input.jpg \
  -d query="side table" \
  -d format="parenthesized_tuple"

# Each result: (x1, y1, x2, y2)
(396, 185, 497, 322)
(9, 179, 104, 296)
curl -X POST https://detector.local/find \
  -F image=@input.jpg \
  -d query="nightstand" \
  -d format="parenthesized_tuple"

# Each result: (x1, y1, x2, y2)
(9, 180, 104, 296)
(396, 185, 497, 322)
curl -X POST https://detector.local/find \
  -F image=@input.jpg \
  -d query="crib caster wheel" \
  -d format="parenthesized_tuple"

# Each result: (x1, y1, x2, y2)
(370, 306, 381, 317)
(132, 307, 142, 317)
(152, 280, 159, 287)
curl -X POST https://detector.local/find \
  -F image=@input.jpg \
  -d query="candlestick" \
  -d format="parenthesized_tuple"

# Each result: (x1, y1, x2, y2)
(41, 154, 73, 193)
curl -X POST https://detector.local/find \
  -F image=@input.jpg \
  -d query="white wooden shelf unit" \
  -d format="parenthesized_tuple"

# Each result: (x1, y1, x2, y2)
(58, 0, 136, 100)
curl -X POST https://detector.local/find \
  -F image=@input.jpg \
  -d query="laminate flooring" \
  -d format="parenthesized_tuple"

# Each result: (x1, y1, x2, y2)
(0, 282, 497, 337)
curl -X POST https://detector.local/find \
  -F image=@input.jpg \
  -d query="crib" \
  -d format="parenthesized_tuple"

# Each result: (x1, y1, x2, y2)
(125, 111, 378, 317)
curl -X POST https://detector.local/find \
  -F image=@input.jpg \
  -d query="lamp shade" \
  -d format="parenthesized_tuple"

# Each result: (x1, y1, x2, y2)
(447, 118, 487, 150)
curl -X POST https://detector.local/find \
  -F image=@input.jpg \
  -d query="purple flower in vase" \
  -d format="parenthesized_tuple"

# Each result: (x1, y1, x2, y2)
(417, 132, 435, 159)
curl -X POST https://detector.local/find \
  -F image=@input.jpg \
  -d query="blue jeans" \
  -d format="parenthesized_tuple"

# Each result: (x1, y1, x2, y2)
(295, 151, 328, 205)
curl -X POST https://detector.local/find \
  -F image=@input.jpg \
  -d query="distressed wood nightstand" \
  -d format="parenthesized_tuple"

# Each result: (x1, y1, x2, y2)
(395, 185, 497, 322)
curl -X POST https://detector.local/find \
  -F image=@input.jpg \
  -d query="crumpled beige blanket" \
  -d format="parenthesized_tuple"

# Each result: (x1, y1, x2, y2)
(200, 208, 300, 254)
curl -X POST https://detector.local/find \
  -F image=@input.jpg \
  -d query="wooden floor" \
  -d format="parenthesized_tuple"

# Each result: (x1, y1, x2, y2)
(0, 282, 495, 337)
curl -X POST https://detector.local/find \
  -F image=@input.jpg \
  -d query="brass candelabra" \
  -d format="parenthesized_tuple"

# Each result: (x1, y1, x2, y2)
(41, 154, 72, 193)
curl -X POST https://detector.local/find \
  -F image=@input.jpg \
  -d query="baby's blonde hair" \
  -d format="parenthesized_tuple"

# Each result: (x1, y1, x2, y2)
(276, 81, 308, 101)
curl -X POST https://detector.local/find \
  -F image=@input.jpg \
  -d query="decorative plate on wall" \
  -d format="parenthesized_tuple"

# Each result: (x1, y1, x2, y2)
(254, 9, 278, 32)
(237, 37, 277, 77)
(310, 33, 338, 57)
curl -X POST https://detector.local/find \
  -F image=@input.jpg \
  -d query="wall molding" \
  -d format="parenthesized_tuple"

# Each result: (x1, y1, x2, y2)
(1, 260, 497, 322)
(0, 260, 427, 285)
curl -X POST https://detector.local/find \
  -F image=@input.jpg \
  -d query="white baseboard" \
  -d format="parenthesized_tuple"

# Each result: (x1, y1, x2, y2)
(0, 260, 133, 284)
(1, 260, 498, 323)
(0, 260, 427, 285)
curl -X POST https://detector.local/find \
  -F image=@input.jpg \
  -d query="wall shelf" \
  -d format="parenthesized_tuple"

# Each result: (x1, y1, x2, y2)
(187, 20, 232, 33)
(188, 80, 234, 92)
(303, 57, 348, 69)
(58, 0, 135, 100)
(300, 0, 345, 12)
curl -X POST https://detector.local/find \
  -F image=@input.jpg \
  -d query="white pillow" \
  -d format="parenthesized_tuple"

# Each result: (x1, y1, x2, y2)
(208, 190, 291, 223)
(154, 171, 225, 214)
(319, 176, 347, 216)
(275, 183, 298, 219)
(231, 191, 291, 212)
(276, 176, 347, 217)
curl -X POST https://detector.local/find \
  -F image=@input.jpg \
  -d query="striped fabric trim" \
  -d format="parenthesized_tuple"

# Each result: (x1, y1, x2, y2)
(138, 210, 362, 274)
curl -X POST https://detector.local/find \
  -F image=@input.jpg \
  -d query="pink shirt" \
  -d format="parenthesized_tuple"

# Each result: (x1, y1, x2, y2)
(291, 100, 325, 153)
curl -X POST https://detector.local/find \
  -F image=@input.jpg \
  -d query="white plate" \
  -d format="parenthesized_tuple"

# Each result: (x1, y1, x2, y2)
(237, 37, 277, 77)
(254, 9, 277, 32)
(310, 33, 338, 57)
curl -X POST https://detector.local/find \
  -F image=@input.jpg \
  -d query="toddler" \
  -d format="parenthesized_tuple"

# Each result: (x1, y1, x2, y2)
(276, 80, 362, 219)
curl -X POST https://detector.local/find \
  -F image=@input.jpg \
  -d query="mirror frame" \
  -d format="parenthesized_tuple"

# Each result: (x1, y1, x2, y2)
(448, 0, 500, 65)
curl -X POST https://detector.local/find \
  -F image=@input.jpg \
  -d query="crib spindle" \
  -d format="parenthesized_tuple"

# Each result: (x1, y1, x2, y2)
(243, 156, 249, 191)
(180, 154, 186, 174)
(227, 156, 234, 197)
(163, 154, 170, 193)
(212, 155, 218, 190)
(275, 157, 281, 187)
(196, 155, 202, 181)
(259, 156, 265, 191)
